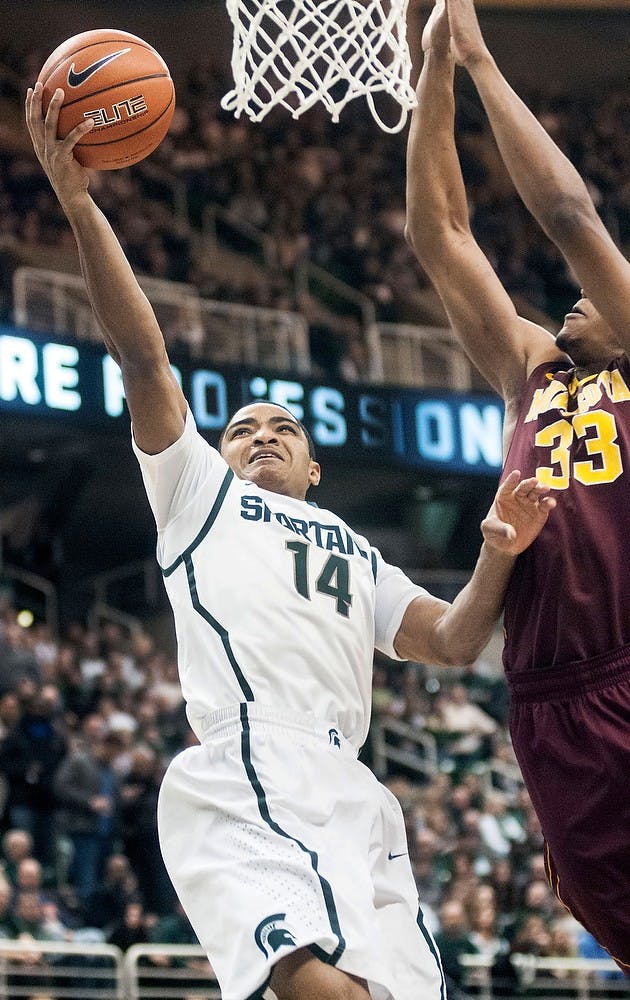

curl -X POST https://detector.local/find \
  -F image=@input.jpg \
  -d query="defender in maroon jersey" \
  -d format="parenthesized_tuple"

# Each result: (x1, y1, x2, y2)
(407, 0, 630, 971)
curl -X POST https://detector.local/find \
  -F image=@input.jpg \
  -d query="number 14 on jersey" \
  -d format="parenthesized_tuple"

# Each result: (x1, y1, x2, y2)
(286, 540, 352, 617)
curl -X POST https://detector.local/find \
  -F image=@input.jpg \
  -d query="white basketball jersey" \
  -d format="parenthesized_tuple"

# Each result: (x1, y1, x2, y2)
(133, 409, 428, 748)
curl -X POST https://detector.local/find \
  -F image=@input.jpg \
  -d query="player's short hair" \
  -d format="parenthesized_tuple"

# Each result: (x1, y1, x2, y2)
(219, 404, 317, 461)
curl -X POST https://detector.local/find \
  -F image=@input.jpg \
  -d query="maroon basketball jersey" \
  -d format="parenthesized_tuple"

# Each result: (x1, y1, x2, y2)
(502, 354, 630, 676)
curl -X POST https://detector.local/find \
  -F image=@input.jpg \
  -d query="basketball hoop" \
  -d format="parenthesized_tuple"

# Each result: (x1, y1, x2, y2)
(221, 0, 417, 134)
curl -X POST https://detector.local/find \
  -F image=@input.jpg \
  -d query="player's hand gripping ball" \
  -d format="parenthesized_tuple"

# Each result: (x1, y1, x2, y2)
(37, 28, 175, 170)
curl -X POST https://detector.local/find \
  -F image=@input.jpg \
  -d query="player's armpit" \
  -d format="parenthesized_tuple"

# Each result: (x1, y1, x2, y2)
(425, 234, 560, 397)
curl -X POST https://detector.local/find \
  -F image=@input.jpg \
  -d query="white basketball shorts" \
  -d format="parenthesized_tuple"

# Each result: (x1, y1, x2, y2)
(157, 703, 445, 1000)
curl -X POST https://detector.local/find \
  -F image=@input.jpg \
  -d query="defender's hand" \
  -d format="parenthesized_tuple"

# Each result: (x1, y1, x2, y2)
(422, 0, 450, 55)
(446, 0, 490, 68)
(481, 469, 556, 556)
(25, 82, 94, 206)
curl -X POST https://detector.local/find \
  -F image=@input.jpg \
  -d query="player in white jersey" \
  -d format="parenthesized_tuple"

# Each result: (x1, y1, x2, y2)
(27, 83, 556, 1000)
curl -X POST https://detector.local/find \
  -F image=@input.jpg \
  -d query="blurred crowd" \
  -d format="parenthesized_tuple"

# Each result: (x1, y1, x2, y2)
(2, 45, 630, 379)
(0, 595, 620, 995)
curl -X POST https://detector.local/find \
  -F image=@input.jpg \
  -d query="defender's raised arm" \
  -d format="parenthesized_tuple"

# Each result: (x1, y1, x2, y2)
(405, 1, 558, 417)
(447, 0, 630, 347)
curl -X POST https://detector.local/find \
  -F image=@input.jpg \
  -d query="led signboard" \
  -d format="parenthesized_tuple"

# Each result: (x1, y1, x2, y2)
(0, 328, 504, 475)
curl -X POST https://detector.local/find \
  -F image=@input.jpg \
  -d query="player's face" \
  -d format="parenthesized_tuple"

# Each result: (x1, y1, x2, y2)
(556, 293, 623, 368)
(220, 404, 321, 500)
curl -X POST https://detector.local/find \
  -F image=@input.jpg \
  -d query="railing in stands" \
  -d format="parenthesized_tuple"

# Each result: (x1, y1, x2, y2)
(0, 938, 624, 1000)
(377, 322, 479, 391)
(371, 717, 438, 782)
(11, 265, 486, 390)
(12, 268, 311, 374)
(0, 938, 124, 1000)
(460, 953, 628, 1000)
(201, 203, 489, 391)
(124, 944, 219, 1000)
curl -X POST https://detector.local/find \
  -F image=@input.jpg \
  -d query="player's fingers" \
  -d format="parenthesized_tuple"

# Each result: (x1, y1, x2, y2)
(29, 80, 44, 123)
(25, 85, 38, 132)
(25, 84, 46, 156)
(513, 477, 551, 502)
(25, 87, 34, 137)
(64, 117, 94, 151)
(43, 87, 63, 142)
(496, 469, 521, 496)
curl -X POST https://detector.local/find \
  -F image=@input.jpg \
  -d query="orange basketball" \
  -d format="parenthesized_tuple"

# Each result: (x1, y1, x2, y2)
(37, 28, 175, 170)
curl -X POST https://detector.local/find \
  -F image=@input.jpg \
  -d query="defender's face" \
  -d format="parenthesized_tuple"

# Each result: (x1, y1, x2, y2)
(220, 403, 320, 500)
(556, 295, 623, 367)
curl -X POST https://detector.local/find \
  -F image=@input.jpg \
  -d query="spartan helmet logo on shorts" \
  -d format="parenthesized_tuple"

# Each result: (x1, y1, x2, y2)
(254, 913, 297, 957)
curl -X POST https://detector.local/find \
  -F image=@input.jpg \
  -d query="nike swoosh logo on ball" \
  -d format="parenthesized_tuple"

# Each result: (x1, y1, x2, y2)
(67, 48, 131, 87)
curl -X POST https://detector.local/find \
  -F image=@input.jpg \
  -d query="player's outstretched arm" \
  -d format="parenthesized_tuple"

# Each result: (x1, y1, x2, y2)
(394, 471, 555, 666)
(405, 2, 557, 401)
(25, 82, 186, 454)
(448, 0, 630, 344)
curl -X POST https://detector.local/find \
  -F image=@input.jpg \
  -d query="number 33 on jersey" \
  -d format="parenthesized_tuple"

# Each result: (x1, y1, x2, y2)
(523, 364, 630, 489)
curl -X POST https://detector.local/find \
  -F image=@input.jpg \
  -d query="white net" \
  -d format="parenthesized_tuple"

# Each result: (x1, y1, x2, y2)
(221, 0, 417, 133)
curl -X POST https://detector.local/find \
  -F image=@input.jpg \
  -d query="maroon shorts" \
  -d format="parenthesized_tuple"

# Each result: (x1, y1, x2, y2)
(507, 645, 630, 973)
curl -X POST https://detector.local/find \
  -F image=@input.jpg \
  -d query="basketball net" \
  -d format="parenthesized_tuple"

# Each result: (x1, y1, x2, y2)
(221, 0, 417, 134)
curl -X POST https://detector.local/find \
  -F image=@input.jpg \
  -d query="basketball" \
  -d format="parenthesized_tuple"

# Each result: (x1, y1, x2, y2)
(37, 28, 175, 170)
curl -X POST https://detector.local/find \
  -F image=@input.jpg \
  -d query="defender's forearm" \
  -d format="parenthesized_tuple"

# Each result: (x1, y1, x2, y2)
(406, 47, 470, 256)
(469, 53, 593, 230)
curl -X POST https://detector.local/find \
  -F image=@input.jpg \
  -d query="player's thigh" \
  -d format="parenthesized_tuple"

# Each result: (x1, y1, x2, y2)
(271, 947, 370, 1000)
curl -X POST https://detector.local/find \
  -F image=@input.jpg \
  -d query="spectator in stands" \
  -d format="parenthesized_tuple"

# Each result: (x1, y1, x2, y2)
(12, 889, 68, 943)
(485, 735, 523, 799)
(548, 921, 578, 964)
(444, 851, 480, 908)
(77, 631, 106, 690)
(146, 900, 215, 993)
(12, 858, 45, 901)
(9, 890, 69, 997)
(54, 642, 94, 728)
(0, 691, 20, 740)
(132, 697, 165, 757)
(0, 875, 18, 938)
(53, 731, 124, 904)
(467, 905, 508, 961)
(433, 898, 479, 999)
(477, 792, 526, 861)
(410, 829, 444, 911)
(82, 853, 138, 937)
(1, 829, 34, 885)
(119, 746, 176, 915)
(488, 858, 520, 938)
(509, 914, 552, 957)
(0, 684, 67, 872)
(106, 900, 149, 952)
(519, 879, 557, 925)
(0, 621, 40, 696)
(148, 900, 199, 951)
(427, 684, 497, 771)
